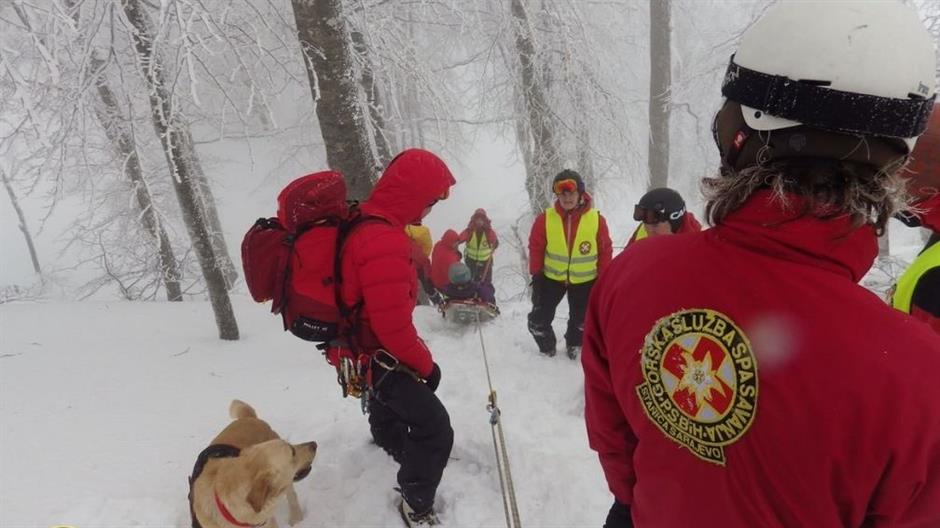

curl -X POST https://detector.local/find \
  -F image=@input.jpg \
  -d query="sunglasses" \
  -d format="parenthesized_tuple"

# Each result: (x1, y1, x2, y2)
(553, 179, 578, 195)
(633, 205, 685, 224)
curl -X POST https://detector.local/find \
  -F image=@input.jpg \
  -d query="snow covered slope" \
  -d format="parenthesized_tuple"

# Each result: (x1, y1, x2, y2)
(0, 297, 609, 527)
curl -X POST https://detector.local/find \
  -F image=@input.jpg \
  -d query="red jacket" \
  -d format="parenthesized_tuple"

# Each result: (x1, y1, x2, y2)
(625, 212, 703, 247)
(528, 193, 613, 276)
(430, 229, 461, 290)
(582, 190, 940, 527)
(339, 149, 455, 378)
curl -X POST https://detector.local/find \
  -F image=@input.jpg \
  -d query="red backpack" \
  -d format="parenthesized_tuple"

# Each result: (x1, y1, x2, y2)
(242, 171, 375, 343)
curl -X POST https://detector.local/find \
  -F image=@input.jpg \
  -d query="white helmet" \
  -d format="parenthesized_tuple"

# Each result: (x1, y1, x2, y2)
(722, 0, 936, 153)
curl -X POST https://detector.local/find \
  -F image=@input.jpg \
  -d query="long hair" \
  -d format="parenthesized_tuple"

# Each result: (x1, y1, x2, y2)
(702, 158, 910, 236)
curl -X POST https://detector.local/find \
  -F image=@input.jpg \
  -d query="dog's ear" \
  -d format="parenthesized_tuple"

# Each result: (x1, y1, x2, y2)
(246, 470, 277, 513)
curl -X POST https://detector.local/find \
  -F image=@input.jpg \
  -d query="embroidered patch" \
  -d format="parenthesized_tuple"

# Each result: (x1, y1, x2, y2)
(579, 241, 592, 255)
(636, 308, 758, 465)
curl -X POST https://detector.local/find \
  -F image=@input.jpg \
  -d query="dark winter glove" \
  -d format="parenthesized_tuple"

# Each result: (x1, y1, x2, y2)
(530, 272, 544, 287)
(603, 500, 633, 528)
(424, 362, 442, 392)
(428, 290, 445, 306)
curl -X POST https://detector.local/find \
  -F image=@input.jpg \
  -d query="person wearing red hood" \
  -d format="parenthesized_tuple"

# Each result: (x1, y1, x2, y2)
(528, 169, 613, 360)
(339, 148, 455, 525)
(583, 3, 940, 527)
(458, 208, 498, 287)
(430, 229, 462, 291)
(625, 187, 702, 247)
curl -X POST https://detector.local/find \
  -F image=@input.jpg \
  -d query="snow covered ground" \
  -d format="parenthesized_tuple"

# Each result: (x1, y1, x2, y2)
(0, 296, 609, 527)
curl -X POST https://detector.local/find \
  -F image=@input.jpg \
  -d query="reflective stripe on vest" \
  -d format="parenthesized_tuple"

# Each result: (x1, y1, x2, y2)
(543, 207, 600, 284)
(891, 241, 940, 313)
(466, 231, 493, 262)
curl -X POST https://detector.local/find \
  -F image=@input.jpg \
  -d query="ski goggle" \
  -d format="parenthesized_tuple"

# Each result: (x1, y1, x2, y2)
(633, 205, 685, 224)
(553, 179, 578, 195)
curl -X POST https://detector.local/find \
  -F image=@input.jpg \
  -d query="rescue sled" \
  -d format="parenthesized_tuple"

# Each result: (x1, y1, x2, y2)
(439, 298, 500, 324)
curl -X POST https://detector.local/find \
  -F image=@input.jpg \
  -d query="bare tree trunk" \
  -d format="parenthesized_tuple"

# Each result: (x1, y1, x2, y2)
(1, 168, 41, 275)
(88, 55, 183, 302)
(351, 30, 393, 167)
(292, 0, 379, 200)
(510, 0, 561, 215)
(404, 8, 425, 149)
(574, 93, 595, 191)
(178, 128, 238, 288)
(648, 0, 671, 190)
(121, 0, 239, 340)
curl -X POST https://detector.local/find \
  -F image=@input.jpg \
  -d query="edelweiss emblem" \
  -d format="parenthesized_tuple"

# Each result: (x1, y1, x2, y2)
(636, 308, 759, 465)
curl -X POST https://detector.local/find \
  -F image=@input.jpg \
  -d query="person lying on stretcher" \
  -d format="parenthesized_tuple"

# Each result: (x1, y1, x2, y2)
(440, 262, 496, 305)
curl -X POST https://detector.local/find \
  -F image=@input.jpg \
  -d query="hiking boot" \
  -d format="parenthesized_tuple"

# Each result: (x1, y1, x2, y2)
(399, 498, 440, 527)
(566, 345, 581, 360)
(539, 347, 556, 357)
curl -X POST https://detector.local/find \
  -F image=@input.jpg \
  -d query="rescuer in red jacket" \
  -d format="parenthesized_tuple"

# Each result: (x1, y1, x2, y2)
(339, 148, 455, 525)
(582, 4, 940, 527)
(624, 187, 702, 248)
(458, 208, 499, 286)
(430, 229, 462, 291)
(528, 169, 613, 360)
(892, 194, 940, 334)
(891, 105, 940, 335)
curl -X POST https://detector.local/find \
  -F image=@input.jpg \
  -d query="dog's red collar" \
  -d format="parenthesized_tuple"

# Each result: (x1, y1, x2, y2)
(214, 492, 264, 528)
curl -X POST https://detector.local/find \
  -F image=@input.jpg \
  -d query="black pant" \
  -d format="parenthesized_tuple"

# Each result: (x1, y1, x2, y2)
(527, 276, 595, 351)
(368, 366, 454, 514)
(465, 258, 493, 285)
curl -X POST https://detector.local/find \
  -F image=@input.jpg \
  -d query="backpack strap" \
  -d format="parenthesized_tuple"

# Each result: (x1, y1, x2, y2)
(332, 207, 391, 354)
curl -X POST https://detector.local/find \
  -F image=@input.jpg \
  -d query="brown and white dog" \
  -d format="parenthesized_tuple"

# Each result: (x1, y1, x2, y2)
(188, 400, 317, 528)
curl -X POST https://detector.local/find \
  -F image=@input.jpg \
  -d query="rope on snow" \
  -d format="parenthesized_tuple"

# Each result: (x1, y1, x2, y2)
(475, 308, 522, 528)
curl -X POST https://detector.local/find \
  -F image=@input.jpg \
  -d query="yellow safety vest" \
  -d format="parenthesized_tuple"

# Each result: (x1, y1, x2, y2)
(465, 231, 493, 262)
(891, 241, 940, 313)
(543, 207, 600, 284)
(404, 224, 432, 258)
(632, 224, 648, 242)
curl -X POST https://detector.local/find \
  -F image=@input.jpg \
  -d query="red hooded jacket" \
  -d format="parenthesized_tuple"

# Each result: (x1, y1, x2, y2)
(430, 229, 462, 290)
(528, 193, 613, 276)
(625, 212, 703, 247)
(339, 149, 455, 378)
(582, 190, 940, 527)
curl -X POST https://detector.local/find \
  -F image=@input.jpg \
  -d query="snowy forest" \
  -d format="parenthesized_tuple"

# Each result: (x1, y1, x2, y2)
(1, 1, 939, 527)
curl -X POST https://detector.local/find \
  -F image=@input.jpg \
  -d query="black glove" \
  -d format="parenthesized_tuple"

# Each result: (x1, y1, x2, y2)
(428, 290, 445, 306)
(530, 272, 544, 287)
(603, 500, 633, 528)
(424, 363, 441, 392)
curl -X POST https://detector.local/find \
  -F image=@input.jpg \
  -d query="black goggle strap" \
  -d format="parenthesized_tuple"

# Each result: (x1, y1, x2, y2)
(721, 55, 935, 139)
(634, 205, 685, 224)
(713, 110, 754, 169)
